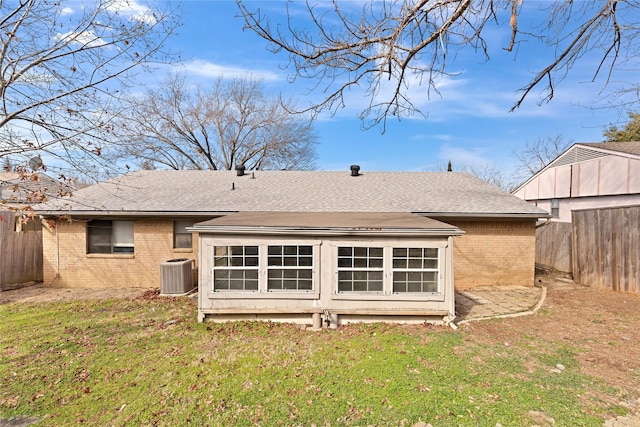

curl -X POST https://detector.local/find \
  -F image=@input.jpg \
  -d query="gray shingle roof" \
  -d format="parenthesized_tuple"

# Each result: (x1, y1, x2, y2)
(35, 170, 547, 218)
(1, 172, 72, 206)
(578, 141, 640, 157)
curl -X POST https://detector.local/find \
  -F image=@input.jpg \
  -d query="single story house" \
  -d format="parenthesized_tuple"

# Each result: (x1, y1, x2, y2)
(35, 167, 547, 326)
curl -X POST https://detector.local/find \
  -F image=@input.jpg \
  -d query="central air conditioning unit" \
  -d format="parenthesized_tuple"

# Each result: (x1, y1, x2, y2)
(160, 258, 195, 295)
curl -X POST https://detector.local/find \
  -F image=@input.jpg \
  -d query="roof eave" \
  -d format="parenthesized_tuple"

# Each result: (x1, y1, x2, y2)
(35, 210, 234, 218)
(420, 212, 549, 219)
(190, 225, 464, 237)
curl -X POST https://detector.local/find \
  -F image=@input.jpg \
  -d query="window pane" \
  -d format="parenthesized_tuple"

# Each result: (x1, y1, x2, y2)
(299, 269, 312, 279)
(338, 247, 352, 257)
(424, 248, 438, 258)
(370, 247, 383, 257)
(353, 281, 368, 292)
(423, 259, 438, 269)
(87, 220, 111, 254)
(393, 248, 406, 257)
(245, 256, 259, 267)
(408, 258, 422, 269)
(284, 245, 297, 255)
(354, 258, 367, 268)
(174, 220, 193, 249)
(268, 246, 282, 255)
(174, 234, 192, 249)
(215, 246, 228, 257)
(354, 247, 367, 257)
(112, 221, 134, 247)
(393, 259, 406, 269)
(298, 280, 312, 290)
(369, 258, 383, 268)
(337, 258, 352, 268)
(245, 246, 258, 256)
(299, 246, 312, 255)
(299, 256, 313, 267)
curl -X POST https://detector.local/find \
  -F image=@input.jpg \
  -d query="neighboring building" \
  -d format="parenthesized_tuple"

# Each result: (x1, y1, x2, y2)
(1, 172, 72, 288)
(1, 171, 72, 208)
(512, 141, 640, 222)
(35, 168, 547, 325)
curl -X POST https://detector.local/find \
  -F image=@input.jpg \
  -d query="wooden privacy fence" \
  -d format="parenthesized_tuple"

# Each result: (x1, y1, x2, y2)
(572, 206, 639, 293)
(0, 210, 43, 290)
(535, 221, 572, 273)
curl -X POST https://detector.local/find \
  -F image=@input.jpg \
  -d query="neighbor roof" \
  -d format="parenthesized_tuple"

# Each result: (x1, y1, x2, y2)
(1, 172, 72, 206)
(35, 170, 547, 218)
(193, 211, 464, 237)
(578, 141, 640, 157)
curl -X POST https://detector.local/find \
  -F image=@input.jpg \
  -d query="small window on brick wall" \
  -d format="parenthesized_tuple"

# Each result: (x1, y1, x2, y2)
(87, 220, 134, 254)
(174, 220, 193, 249)
(551, 199, 560, 218)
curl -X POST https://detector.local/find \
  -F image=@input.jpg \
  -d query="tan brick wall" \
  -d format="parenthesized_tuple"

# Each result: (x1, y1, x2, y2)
(42, 216, 535, 290)
(447, 219, 536, 290)
(43, 218, 199, 288)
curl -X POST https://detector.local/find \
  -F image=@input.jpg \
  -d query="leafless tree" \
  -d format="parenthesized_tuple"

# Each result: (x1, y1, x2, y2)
(513, 135, 572, 180)
(0, 0, 179, 177)
(238, 0, 638, 128)
(113, 74, 318, 171)
(434, 161, 517, 192)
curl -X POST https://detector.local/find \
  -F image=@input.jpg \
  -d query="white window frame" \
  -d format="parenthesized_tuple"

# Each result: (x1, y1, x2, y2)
(266, 245, 314, 292)
(391, 247, 440, 294)
(331, 241, 445, 301)
(208, 240, 320, 298)
(212, 245, 259, 292)
(336, 246, 384, 293)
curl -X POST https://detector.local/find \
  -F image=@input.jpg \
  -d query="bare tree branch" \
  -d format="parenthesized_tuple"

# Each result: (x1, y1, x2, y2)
(0, 0, 179, 179)
(112, 74, 318, 171)
(238, 0, 639, 128)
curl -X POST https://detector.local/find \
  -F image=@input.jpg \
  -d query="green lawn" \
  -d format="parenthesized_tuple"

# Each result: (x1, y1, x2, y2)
(0, 296, 623, 426)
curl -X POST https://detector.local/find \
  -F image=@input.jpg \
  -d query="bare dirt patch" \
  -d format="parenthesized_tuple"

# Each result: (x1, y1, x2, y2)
(462, 273, 640, 420)
(0, 282, 152, 303)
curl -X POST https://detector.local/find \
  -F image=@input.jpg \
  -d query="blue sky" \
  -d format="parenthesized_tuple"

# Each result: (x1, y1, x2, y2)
(156, 1, 637, 176)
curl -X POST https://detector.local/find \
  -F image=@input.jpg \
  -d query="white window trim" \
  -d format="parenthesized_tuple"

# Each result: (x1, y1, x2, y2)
(208, 239, 320, 299)
(266, 245, 314, 292)
(336, 246, 385, 294)
(331, 241, 446, 302)
(391, 247, 440, 294)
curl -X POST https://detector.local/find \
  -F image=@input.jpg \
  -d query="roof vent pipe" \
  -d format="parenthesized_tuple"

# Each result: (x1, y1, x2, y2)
(235, 164, 246, 176)
(350, 165, 360, 177)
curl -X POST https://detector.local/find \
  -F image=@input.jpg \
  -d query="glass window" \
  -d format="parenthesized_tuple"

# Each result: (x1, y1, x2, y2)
(392, 248, 439, 293)
(87, 220, 134, 254)
(213, 246, 259, 291)
(337, 246, 384, 293)
(174, 220, 193, 249)
(551, 199, 560, 218)
(267, 245, 313, 291)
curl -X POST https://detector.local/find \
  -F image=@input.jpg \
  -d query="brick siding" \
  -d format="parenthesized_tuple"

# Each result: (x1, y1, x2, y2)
(42, 217, 535, 290)
(43, 218, 198, 288)
(447, 219, 536, 290)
